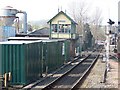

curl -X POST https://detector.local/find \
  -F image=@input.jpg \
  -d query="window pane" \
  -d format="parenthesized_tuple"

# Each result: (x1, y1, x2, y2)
(52, 24, 57, 32)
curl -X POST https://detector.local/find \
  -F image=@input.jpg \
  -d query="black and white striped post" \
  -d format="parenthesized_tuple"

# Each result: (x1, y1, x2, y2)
(106, 19, 115, 71)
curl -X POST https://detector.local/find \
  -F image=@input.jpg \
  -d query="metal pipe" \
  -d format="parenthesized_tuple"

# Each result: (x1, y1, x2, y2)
(18, 11, 27, 34)
(23, 11, 27, 34)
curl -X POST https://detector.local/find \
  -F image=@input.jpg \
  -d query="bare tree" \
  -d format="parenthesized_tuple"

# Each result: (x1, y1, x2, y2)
(68, 1, 104, 40)
(90, 7, 104, 40)
(91, 7, 103, 30)
(68, 1, 90, 35)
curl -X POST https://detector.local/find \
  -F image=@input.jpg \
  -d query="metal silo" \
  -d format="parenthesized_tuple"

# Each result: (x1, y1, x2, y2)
(0, 6, 27, 41)
(0, 6, 18, 41)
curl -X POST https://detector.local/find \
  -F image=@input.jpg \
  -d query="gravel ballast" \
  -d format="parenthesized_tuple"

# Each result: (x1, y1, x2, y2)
(80, 58, 119, 89)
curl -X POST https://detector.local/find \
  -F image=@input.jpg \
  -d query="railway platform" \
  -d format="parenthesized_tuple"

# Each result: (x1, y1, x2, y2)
(80, 54, 119, 89)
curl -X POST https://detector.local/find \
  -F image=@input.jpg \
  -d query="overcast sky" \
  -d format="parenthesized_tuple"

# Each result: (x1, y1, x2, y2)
(0, 0, 119, 25)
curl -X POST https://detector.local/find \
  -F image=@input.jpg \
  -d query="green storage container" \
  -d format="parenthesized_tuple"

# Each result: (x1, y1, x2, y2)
(0, 41, 42, 85)
(42, 39, 65, 73)
(0, 39, 71, 86)
(64, 40, 70, 62)
(0, 44, 2, 75)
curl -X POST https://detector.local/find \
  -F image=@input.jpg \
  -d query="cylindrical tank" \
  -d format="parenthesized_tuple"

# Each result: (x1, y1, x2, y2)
(0, 6, 27, 41)
(0, 6, 18, 16)
(0, 6, 19, 41)
(0, 6, 18, 26)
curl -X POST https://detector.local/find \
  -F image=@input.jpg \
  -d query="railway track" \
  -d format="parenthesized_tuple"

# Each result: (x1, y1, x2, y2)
(23, 55, 90, 89)
(71, 55, 99, 89)
(25, 51, 99, 90)
(42, 55, 99, 90)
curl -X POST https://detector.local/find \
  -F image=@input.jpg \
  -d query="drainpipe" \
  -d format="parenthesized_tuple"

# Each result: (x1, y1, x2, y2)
(18, 11, 27, 34)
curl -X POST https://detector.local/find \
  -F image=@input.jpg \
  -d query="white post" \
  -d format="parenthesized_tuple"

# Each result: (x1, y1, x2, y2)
(105, 25, 111, 71)
(106, 33, 110, 71)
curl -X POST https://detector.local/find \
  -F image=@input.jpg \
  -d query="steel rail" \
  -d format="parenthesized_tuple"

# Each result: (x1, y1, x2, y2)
(23, 55, 87, 89)
(24, 50, 96, 89)
(41, 55, 92, 90)
(71, 55, 99, 89)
